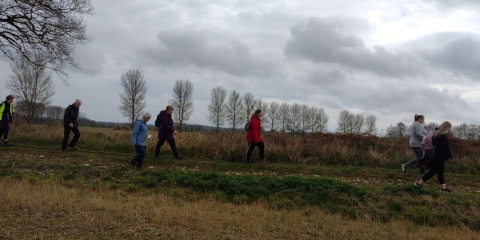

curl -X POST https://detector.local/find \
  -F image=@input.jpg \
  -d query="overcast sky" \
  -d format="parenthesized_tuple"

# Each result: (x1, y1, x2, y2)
(1, 0, 480, 132)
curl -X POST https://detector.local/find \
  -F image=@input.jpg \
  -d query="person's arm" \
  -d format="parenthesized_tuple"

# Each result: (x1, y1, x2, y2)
(443, 135, 453, 159)
(415, 124, 426, 141)
(64, 106, 72, 124)
(254, 120, 262, 141)
(131, 121, 140, 145)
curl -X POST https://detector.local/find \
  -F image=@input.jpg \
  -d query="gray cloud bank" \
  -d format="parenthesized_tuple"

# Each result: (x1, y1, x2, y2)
(1, 0, 480, 132)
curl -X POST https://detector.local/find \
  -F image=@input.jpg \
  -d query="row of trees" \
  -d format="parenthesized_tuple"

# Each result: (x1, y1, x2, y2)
(207, 86, 330, 133)
(118, 71, 194, 131)
(337, 110, 377, 135)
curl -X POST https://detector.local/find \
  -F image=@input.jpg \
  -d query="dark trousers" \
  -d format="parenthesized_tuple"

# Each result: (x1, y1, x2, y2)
(154, 137, 179, 157)
(131, 145, 146, 168)
(0, 128, 9, 141)
(245, 141, 265, 162)
(404, 147, 424, 168)
(421, 159, 445, 184)
(62, 126, 81, 150)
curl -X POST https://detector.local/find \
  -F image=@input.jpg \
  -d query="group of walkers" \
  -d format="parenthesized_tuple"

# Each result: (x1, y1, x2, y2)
(1, 95, 453, 192)
(401, 114, 453, 192)
(130, 106, 184, 169)
(129, 106, 267, 169)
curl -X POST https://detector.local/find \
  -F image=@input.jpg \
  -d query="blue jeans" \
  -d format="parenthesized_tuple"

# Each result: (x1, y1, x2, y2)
(404, 147, 424, 169)
(131, 145, 146, 168)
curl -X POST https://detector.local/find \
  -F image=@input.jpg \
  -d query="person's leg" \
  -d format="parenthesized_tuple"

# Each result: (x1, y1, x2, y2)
(257, 141, 265, 160)
(420, 161, 440, 185)
(136, 145, 146, 168)
(62, 127, 71, 150)
(131, 145, 139, 167)
(68, 127, 81, 148)
(2, 129, 10, 145)
(436, 160, 447, 189)
(154, 138, 167, 157)
(404, 147, 424, 168)
(166, 138, 180, 157)
(245, 142, 256, 163)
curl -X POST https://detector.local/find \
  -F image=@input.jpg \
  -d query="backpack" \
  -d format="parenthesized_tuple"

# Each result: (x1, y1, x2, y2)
(421, 133, 435, 151)
(154, 113, 163, 129)
(244, 120, 251, 132)
(418, 134, 437, 174)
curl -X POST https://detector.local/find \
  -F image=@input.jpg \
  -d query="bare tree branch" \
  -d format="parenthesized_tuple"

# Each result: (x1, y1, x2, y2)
(119, 69, 147, 128)
(7, 53, 55, 123)
(169, 79, 194, 132)
(0, 0, 93, 79)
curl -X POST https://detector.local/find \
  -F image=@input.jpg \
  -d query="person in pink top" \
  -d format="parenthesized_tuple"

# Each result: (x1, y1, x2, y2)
(244, 109, 265, 164)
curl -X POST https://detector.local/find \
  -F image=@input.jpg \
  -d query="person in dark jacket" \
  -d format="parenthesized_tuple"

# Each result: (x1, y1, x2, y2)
(154, 105, 183, 160)
(0, 95, 15, 146)
(62, 99, 82, 151)
(130, 112, 152, 169)
(244, 109, 265, 164)
(414, 121, 453, 192)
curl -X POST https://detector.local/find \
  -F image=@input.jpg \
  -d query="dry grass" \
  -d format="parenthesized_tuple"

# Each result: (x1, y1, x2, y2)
(1, 178, 479, 240)
(10, 124, 480, 173)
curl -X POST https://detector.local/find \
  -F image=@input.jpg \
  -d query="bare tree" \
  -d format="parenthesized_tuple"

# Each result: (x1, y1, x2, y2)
(352, 113, 365, 133)
(169, 79, 194, 132)
(453, 123, 468, 139)
(299, 104, 311, 134)
(365, 115, 377, 135)
(314, 108, 329, 133)
(337, 110, 351, 133)
(208, 86, 227, 131)
(386, 122, 408, 138)
(7, 54, 55, 123)
(309, 107, 329, 133)
(278, 102, 290, 132)
(243, 92, 256, 122)
(225, 90, 243, 131)
(288, 103, 301, 133)
(119, 69, 148, 128)
(0, 0, 93, 78)
(267, 101, 280, 132)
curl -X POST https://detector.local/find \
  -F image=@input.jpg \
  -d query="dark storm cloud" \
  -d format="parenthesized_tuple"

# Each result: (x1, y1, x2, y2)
(285, 18, 425, 77)
(303, 69, 472, 121)
(418, 33, 480, 79)
(137, 28, 278, 77)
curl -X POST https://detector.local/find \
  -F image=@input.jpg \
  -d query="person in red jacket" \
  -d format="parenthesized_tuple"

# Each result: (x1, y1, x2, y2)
(245, 109, 265, 163)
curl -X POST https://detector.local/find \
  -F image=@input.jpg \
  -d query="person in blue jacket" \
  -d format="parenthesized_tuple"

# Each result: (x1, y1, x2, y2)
(130, 112, 152, 169)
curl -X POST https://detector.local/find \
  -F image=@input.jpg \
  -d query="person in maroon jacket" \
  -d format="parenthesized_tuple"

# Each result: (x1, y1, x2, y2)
(244, 109, 265, 164)
(154, 105, 183, 160)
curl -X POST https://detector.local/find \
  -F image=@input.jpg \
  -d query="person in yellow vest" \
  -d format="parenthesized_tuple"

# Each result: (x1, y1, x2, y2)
(0, 95, 15, 146)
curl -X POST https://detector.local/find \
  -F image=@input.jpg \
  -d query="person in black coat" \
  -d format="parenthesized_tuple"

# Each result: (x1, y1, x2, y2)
(415, 121, 453, 192)
(62, 99, 82, 151)
(154, 105, 183, 160)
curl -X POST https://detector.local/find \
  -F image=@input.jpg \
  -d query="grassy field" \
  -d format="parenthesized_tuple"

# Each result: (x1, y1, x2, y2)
(1, 125, 480, 239)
